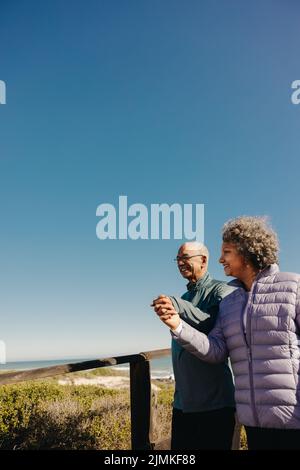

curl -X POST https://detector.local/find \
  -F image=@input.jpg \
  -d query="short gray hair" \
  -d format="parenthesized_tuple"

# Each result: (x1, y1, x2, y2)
(179, 242, 209, 261)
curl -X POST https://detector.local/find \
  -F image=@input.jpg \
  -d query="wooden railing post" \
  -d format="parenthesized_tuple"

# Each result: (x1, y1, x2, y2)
(130, 357, 154, 450)
(0, 348, 171, 451)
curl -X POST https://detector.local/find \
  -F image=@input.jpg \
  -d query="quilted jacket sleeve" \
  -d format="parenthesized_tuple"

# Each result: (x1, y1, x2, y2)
(171, 311, 229, 364)
(169, 284, 235, 335)
(296, 279, 300, 333)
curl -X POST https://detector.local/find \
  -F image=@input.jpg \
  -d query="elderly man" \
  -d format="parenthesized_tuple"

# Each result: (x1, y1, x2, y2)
(152, 242, 235, 450)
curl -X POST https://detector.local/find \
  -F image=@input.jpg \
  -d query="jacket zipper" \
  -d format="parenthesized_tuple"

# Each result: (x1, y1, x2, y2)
(241, 282, 260, 427)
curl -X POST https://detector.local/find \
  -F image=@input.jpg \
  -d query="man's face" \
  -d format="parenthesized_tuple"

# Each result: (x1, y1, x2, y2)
(176, 247, 204, 281)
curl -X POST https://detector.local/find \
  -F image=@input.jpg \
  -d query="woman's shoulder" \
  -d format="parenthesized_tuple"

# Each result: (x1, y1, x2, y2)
(269, 271, 300, 284)
(261, 271, 300, 298)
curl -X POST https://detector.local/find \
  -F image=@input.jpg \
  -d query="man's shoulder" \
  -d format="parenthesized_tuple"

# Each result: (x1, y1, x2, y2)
(208, 277, 235, 299)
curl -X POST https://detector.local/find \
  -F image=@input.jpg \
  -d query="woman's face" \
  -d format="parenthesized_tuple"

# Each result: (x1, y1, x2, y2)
(219, 242, 248, 279)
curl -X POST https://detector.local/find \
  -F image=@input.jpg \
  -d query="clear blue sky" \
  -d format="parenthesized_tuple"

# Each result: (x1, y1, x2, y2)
(1, 0, 300, 361)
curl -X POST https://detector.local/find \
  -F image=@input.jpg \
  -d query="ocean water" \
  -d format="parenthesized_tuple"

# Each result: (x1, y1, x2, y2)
(1, 356, 174, 380)
(114, 356, 174, 379)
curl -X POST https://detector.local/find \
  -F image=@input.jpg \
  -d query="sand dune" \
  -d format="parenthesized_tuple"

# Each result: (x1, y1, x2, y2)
(58, 375, 161, 391)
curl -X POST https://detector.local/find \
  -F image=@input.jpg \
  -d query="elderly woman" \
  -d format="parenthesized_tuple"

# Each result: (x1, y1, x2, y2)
(153, 216, 300, 450)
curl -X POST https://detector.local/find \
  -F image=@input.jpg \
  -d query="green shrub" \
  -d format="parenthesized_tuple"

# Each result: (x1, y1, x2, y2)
(0, 381, 130, 449)
(0, 380, 172, 450)
(0, 382, 64, 448)
(0, 380, 244, 450)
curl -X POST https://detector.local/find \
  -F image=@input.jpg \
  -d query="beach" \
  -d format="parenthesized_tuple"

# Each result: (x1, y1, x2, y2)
(58, 375, 160, 391)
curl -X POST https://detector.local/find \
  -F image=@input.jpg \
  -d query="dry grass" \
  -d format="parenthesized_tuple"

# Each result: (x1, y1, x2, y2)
(0, 376, 247, 450)
(0, 379, 174, 450)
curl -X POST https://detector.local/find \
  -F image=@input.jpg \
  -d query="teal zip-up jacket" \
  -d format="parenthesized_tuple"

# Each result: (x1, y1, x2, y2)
(170, 271, 235, 412)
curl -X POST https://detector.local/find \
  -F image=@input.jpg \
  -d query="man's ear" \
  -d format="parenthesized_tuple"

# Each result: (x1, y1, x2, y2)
(201, 255, 207, 267)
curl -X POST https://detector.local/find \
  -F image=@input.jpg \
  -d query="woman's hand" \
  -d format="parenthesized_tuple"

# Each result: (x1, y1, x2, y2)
(151, 295, 181, 330)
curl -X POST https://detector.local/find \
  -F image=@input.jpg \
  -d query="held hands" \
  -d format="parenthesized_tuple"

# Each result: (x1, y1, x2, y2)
(151, 295, 181, 330)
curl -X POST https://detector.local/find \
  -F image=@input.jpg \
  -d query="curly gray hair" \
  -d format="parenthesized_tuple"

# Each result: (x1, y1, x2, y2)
(222, 216, 279, 270)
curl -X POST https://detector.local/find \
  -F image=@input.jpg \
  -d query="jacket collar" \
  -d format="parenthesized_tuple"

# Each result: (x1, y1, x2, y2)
(186, 271, 211, 292)
(228, 263, 279, 289)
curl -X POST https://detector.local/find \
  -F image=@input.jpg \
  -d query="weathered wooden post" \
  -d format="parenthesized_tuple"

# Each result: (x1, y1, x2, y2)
(0, 349, 171, 450)
(130, 357, 154, 450)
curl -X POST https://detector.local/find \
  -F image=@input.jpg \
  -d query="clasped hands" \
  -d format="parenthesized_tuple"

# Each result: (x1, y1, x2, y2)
(151, 295, 181, 330)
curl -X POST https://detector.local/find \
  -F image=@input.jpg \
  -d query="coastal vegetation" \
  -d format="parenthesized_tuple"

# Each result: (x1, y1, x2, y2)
(0, 367, 247, 449)
(0, 368, 173, 450)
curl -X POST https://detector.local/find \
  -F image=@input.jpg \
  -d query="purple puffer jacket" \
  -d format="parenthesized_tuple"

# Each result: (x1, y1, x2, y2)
(172, 264, 300, 429)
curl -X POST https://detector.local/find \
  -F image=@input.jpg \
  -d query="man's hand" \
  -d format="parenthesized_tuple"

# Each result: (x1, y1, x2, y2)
(151, 294, 181, 330)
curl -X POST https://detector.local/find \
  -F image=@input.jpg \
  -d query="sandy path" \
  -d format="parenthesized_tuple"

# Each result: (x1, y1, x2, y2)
(58, 376, 161, 391)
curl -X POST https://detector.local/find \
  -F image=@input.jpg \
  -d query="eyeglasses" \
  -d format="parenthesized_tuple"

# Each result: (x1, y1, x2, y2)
(173, 254, 203, 263)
